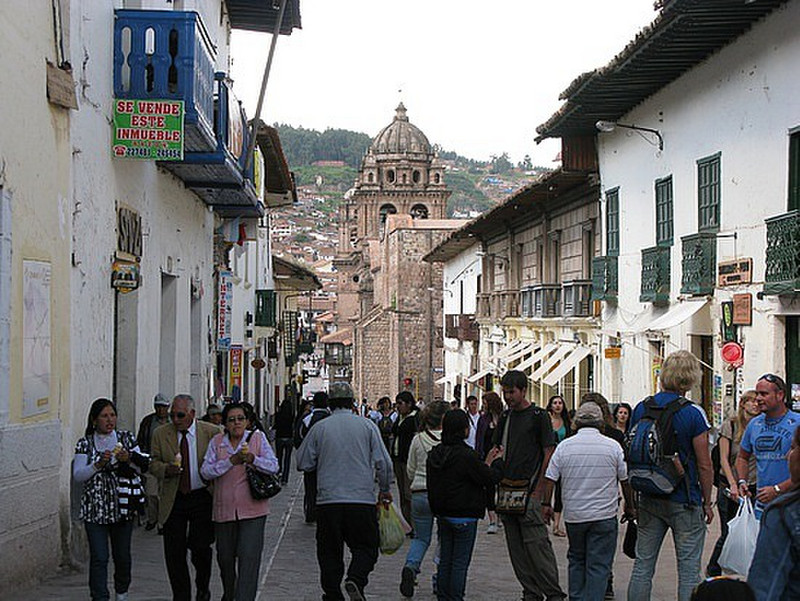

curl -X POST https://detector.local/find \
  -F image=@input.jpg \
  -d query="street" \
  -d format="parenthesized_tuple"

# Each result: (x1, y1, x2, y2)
(12, 465, 721, 601)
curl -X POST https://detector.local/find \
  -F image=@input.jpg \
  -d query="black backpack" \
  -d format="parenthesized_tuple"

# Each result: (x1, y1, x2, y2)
(626, 396, 690, 496)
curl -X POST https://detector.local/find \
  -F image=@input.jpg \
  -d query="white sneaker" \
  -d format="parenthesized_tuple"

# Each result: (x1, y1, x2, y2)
(117, 593, 129, 601)
(487, 522, 498, 534)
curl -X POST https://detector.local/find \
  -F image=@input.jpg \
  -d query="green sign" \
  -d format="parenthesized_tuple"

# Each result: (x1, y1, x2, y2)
(112, 99, 184, 160)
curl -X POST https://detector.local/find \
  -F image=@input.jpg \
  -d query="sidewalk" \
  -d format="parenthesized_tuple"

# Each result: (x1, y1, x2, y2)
(11, 467, 722, 600)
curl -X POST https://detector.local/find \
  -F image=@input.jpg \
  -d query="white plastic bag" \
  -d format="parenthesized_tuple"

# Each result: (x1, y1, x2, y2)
(718, 497, 760, 577)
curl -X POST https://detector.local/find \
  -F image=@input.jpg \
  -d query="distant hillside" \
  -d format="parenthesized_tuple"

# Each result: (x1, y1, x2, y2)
(274, 124, 371, 170)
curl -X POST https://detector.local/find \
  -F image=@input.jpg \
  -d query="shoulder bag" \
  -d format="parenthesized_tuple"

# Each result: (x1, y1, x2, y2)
(495, 412, 535, 515)
(244, 431, 282, 500)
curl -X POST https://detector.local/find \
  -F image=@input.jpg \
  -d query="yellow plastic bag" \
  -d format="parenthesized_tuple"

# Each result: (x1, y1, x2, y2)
(378, 503, 406, 555)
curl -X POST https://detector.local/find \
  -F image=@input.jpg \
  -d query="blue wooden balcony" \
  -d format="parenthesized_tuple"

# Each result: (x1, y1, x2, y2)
(161, 73, 263, 217)
(114, 10, 216, 152)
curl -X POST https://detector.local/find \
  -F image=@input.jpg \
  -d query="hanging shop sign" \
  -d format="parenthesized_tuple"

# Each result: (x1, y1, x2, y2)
(720, 302, 736, 342)
(111, 259, 141, 293)
(112, 99, 184, 160)
(251, 358, 266, 370)
(718, 258, 753, 287)
(217, 271, 233, 351)
(229, 345, 243, 397)
(732, 293, 752, 326)
(721, 341, 744, 369)
(604, 347, 622, 359)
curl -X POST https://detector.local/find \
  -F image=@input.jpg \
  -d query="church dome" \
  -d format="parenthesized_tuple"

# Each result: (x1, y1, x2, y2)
(371, 103, 432, 156)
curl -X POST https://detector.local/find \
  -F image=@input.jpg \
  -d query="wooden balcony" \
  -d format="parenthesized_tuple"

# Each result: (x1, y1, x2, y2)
(562, 280, 592, 317)
(764, 210, 800, 295)
(640, 246, 671, 305)
(591, 256, 618, 302)
(681, 232, 716, 296)
(445, 314, 480, 341)
(532, 284, 561, 318)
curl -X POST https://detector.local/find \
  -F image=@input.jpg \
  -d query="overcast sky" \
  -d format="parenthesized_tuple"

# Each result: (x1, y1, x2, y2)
(230, 0, 658, 167)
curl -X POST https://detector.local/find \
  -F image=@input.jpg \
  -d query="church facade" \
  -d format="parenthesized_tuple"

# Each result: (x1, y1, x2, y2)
(333, 104, 465, 403)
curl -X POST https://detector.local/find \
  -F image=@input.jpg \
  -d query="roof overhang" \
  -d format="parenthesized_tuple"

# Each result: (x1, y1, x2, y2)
(424, 169, 598, 263)
(320, 327, 352, 346)
(536, 0, 790, 142)
(226, 0, 302, 34)
(273, 255, 322, 291)
(255, 123, 297, 208)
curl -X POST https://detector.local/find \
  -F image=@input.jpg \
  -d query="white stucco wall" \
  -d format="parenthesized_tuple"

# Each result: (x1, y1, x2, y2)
(596, 2, 800, 414)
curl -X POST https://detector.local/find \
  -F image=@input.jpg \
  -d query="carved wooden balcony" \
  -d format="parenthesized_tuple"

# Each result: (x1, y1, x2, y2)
(681, 232, 716, 296)
(765, 210, 800, 295)
(640, 246, 671, 305)
(591, 256, 618, 302)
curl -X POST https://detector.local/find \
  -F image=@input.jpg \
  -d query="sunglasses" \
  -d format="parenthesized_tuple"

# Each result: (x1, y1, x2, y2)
(759, 373, 786, 388)
(169, 411, 187, 419)
(227, 415, 247, 423)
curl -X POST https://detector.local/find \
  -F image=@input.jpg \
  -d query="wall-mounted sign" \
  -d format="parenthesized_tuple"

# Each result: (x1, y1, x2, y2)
(111, 259, 141, 293)
(732, 293, 752, 326)
(117, 205, 142, 260)
(112, 99, 184, 160)
(229, 345, 243, 398)
(251, 358, 266, 370)
(721, 341, 744, 368)
(217, 271, 233, 351)
(721, 301, 736, 342)
(604, 347, 622, 359)
(718, 258, 753, 287)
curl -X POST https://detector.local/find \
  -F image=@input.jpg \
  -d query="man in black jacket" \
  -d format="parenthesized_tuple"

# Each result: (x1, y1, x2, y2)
(392, 390, 419, 528)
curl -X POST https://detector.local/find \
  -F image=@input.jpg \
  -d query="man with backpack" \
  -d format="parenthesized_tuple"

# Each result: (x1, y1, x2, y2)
(626, 350, 714, 601)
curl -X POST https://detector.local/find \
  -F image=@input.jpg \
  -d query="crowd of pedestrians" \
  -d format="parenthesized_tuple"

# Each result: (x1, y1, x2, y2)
(69, 350, 800, 601)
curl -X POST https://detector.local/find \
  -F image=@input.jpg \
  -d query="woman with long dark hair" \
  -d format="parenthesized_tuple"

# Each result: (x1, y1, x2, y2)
(546, 395, 571, 537)
(73, 398, 146, 601)
(475, 391, 503, 534)
(613, 402, 633, 434)
(273, 398, 295, 485)
(427, 410, 502, 600)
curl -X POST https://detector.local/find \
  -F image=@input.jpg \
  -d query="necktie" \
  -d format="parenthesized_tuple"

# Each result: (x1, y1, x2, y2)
(179, 431, 191, 494)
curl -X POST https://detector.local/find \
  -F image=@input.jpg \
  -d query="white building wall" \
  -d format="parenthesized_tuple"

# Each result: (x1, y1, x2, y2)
(596, 2, 800, 416)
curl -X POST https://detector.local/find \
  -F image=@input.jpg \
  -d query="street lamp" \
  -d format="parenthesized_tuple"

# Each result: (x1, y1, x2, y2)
(595, 120, 664, 151)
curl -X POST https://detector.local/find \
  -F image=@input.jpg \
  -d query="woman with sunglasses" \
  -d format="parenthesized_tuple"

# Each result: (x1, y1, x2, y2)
(201, 402, 279, 601)
(73, 398, 146, 601)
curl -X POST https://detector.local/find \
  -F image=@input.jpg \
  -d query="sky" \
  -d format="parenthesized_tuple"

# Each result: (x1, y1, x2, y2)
(230, 0, 659, 167)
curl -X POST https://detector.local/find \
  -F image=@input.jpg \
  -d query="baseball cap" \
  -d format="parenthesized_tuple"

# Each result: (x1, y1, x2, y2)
(153, 393, 170, 406)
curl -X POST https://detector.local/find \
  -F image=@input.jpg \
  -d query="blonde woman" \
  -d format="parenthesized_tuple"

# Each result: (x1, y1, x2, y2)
(706, 390, 760, 576)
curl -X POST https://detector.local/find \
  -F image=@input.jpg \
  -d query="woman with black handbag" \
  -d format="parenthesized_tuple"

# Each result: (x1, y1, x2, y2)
(201, 402, 279, 601)
(73, 398, 146, 601)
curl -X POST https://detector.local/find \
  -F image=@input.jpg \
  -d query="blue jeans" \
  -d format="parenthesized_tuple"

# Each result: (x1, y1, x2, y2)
(85, 519, 134, 601)
(405, 492, 435, 574)
(436, 518, 478, 601)
(627, 496, 706, 601)
(566, 517, 618, 601)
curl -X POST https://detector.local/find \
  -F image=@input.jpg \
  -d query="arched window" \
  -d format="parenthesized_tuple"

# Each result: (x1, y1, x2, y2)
(379, 204, 398, 237)
(402, 173, 407, 184)
(410, 204, 429, 220)
(413, 170, 421, 183)
(386, 169, 395, 183)
(367, 172, 374, 183)
(433, 172, 441, 184)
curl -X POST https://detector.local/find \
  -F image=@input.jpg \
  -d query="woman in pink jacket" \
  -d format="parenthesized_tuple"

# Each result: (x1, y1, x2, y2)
(201, 402, 279, 601)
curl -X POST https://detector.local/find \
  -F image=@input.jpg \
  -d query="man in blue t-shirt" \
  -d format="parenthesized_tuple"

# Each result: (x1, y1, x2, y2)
(736, 373, 800, 517)
(627, 351, 714, 601)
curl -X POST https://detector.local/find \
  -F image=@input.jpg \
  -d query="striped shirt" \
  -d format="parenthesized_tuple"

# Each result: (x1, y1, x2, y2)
(545, 427, 627, 523)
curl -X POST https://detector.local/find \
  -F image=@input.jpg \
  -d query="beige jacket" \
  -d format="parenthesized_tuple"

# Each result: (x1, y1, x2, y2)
(406, 429, 442, 492)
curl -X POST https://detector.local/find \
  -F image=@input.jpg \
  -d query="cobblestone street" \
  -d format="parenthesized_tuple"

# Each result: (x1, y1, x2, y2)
(11, 467, 721, 601)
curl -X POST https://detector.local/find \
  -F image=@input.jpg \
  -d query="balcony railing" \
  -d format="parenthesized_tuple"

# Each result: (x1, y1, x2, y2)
(520, 287, 534, 317)
(445, 314, 480, 341)
(591, 256, 618, 302)
(640, 246, 671, 305)
(562, 280, 592, 317)
(681, 232, 717, 296)
(765, 210, 800, 295)
(532, 284, 561, 318)
(114, 10, 216, 152)
(255, 289, 277, 327)
(476, 291, 519, 319)
(476, 293, 491, 319)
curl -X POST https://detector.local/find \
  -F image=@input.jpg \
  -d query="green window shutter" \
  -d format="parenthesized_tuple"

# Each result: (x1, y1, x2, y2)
(655, 176, 674, 246)
(789, 132, 800, 212)
(606, 188, 620, 257)
(698, 153, 721, 232)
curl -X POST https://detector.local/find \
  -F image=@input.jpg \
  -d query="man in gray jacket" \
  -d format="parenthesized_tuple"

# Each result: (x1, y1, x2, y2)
(297, 382, 393, 601)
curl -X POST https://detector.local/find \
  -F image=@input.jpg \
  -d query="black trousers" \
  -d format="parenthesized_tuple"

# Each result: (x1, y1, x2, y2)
(304, 470, 318, 522)
(163, 489, 214, 601)
(316, 503, 379, 601)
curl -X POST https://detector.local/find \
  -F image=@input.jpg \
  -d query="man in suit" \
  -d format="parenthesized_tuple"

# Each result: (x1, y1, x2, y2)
(150, 394, 222, 601)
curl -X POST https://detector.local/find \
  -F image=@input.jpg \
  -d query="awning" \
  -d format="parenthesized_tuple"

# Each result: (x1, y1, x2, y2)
(516, 343, 557, 373)
(542, 346, 593, 387)
(467, 367, 494, 384)
(531, 346, 573, 381)
(502, 341, 537, 364)
(486, 339, 527, 363)
(645, 299, 708, 332)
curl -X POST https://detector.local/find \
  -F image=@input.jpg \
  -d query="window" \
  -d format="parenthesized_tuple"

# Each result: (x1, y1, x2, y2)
(655, 176, 673, 246)
(386, 169, 395, 183)
(413, 170, 421, 183)
(367, 172, 374, 183)
(606, 188, 620, 256)
(789, 131, 800, 211)
(698, 153, 721, 232)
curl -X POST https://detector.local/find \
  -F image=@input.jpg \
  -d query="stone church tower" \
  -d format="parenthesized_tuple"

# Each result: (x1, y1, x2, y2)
(333, 104, 463, 403)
